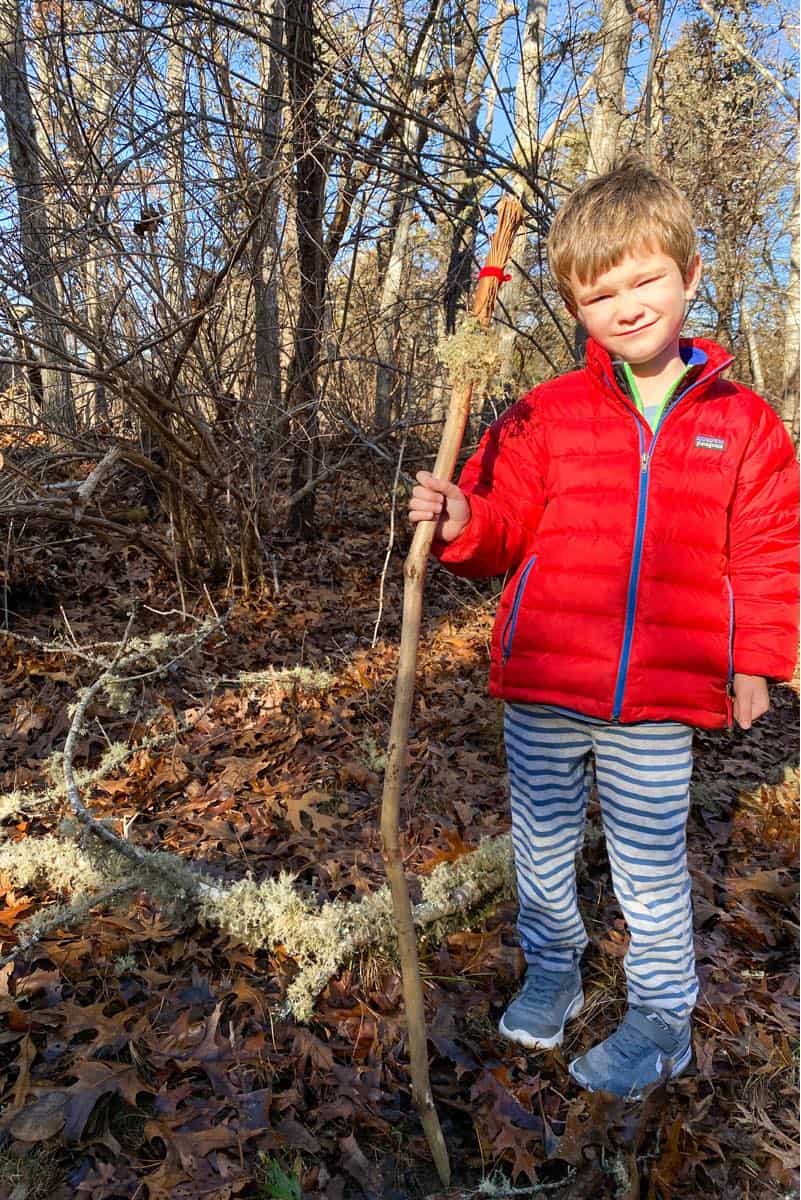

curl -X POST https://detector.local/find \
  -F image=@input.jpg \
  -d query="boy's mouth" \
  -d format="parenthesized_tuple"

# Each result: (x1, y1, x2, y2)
(618, 320, 658, 337)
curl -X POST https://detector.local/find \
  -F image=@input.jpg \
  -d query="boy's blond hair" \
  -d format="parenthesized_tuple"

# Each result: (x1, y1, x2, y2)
(547, 155, 697, 312)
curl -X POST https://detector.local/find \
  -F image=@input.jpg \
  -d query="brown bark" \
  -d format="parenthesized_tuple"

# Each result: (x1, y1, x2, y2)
(253, 0, 286, 441)
(285, 0, 326, 536)
(496, 0, 548, 389)
(165, 11, 188, 317)
(586, 0, 634, 176)
(781, 182, 799, 441)
(0, 0, 75, 430)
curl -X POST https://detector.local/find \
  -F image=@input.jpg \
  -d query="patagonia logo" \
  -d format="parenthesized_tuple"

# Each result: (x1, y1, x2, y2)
(695, 434, 726, 451)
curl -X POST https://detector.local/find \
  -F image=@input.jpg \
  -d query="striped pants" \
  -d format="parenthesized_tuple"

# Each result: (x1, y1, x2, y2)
(505, 704, 697, 1024)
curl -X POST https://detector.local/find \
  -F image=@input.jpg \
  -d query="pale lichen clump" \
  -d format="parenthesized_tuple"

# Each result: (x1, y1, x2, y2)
(418, 832, 515, 938)
(198, 839, 514, 1021)
(0, 835, 110, 894)
(101, 628, 209, 712)
(0, 742, 137, 844)
(0, 790, 37, 827)
(14, 886, 131, 948)
(45, 741, 131, 796)
(199, 872, 398, 1022)
(75, 742, 131, 788)
(199, 872, 311, 950)
(284, 890, 396, 1021)
(436, 316, 504, 393)
(237, 666, 335, 693)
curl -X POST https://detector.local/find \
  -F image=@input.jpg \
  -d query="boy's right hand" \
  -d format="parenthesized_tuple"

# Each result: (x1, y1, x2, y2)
(408, 471, 471, 543)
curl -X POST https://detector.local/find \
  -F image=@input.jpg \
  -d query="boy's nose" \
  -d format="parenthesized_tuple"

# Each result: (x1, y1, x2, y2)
(617, 295, 646, 325)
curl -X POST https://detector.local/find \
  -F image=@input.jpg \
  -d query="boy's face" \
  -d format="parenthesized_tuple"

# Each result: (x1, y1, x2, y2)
(569, 246, 702, 375)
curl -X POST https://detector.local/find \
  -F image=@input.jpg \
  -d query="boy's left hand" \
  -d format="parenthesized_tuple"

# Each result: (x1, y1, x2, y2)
(732, 673, 770, 730)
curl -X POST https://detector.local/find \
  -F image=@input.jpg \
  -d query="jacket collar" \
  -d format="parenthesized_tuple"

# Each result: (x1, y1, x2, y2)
(584, 335, 734, 401)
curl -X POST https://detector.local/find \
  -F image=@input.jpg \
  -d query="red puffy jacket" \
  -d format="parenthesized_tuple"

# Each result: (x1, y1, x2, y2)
(434, 336, 799, 729)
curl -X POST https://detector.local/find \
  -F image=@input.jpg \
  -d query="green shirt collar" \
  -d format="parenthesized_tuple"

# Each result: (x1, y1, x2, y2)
(621, 360, 694, 430)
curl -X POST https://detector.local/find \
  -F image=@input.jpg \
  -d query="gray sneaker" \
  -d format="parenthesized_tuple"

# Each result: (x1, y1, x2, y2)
(498, 963, 584, 1050)
(568, 1007, 692, 1100)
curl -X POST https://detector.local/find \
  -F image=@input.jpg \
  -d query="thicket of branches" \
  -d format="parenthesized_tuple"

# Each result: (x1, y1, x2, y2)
(0, 0, 797, 590)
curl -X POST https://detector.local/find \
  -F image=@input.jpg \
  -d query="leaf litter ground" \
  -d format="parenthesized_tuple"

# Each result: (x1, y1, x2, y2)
(0, 463, 797, 1200)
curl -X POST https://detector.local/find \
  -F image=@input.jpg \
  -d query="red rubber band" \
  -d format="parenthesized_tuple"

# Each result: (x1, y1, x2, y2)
(478, 265, 512, 283)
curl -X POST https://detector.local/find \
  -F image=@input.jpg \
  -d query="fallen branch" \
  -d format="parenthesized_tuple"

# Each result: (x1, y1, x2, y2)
(0, 817, 515, 1021)
(73, 445, 123, 517)
(37, 445, 123, 512)
(0, 500, 173, 567)
(1, 636, 517, 1022)
(0, 878, 139, 970)
(0, 664, 334, 830)
(58, 615, 227, 903)
(200, 831, 515, 1021)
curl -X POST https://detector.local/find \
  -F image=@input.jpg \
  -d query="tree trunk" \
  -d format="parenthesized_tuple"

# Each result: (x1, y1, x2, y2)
(286, 0, 326, 535)
(586, 0, 634, 176)
(737, 279, 765, 395)
(496, 0, 548, 390)
(253, 0, 285, 443)
(713, 244, 736, 346)
(781, 181, 799, 440)
(373, 6, 442, 431)
(76, 32, 116, 424)
(439, 0, 488, 339)
(0, 0, 74, 430)
(165, 11, 187, 317)
(642, 0, 665, 164)
(374, 185, 411, 432)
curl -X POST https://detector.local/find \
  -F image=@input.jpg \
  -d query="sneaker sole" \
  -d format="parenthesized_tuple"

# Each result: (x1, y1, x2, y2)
(498, 990, 584, 1050)
(568, 1042, 693, 1100)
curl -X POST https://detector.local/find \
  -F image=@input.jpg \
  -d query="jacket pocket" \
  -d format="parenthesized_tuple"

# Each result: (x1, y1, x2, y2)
(724, 574, 735, 726)
(501, 555, 538, 664)
(724, 575, 735, 683)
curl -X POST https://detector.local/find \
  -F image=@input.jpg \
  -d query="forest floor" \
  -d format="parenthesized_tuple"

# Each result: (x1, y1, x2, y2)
(0, 452, 798, 1200)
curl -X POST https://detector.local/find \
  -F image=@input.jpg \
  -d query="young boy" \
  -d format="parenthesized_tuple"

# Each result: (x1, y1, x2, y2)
(408, 158, 799, 1099)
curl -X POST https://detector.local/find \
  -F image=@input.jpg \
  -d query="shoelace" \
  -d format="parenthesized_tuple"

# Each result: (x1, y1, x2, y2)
(520, 970, 572, 1014)
(605, 1017, 666, 1066)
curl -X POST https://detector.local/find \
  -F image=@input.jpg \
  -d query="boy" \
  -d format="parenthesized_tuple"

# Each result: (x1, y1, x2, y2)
(408, 158, 799, 1099)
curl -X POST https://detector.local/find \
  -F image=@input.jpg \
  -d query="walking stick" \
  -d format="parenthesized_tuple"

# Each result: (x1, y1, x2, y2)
(379, 196, 526, 1186)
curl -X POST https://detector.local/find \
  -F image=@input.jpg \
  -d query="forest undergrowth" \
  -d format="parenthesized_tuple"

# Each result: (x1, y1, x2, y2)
(0, 451, 797, 1200)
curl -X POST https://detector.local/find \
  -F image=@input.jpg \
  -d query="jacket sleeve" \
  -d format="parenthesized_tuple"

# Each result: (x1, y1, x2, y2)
(432, 390, 547, 579)
(729, 400, 800, 681)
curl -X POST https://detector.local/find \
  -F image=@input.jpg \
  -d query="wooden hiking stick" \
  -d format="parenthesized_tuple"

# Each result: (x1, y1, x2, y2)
(379, 196, 526, 1186)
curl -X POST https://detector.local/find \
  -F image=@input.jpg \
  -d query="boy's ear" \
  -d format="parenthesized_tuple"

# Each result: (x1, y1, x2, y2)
(684, 253, 702, 301)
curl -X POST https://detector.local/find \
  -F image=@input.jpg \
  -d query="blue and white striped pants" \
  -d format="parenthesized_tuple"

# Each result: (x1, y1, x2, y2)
(505, 703, 697, 1024)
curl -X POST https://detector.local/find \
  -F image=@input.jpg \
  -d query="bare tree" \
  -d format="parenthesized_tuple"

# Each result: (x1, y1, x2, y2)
(586, 0, 634, 176)
(252, 0, 286, 439)
(165, 8, 188, 316)
(285, 0, 326, 534)
(373, 0, 442, 432)
(495, 0, 548, 387)
(781, 180, 799, 439)
(0, 0, 74, 429)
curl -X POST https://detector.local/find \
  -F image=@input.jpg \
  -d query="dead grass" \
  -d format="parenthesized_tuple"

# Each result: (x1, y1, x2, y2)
(0, 1145, 68, 1199)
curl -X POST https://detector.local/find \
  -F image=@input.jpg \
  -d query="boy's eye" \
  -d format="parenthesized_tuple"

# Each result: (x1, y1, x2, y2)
(586, 294, 611, 304)
(636, 276, 660, 286)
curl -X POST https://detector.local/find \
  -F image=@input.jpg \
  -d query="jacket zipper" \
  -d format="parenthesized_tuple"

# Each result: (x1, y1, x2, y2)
(724, 574, 735, 727)
(607, 356, 734, 721)
(501, 555, 538, 664)
(612, 418, 648, 718)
